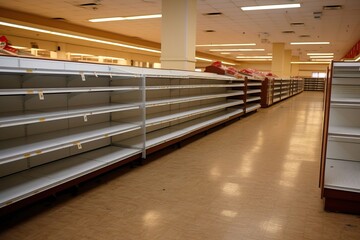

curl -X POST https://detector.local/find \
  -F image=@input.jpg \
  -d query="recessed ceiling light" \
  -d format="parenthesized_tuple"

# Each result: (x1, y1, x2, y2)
(241, 3, 301, 11)
(290, 42, 330, 45)
(196, 43, 256, 47)
(209, 49, 264, 52)
(307, 53, 334, 56)
(89, 14, 161, 22)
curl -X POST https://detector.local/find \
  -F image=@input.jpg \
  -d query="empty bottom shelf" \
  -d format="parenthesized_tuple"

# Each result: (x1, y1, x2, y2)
(246, 103, 261, 113)
(0, 146, 141, 208)
(324, 159, 360, 193)
(118, 108, 244, 150)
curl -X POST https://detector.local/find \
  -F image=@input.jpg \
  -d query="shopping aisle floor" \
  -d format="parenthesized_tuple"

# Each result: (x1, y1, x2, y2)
(1, 92, 360, 240)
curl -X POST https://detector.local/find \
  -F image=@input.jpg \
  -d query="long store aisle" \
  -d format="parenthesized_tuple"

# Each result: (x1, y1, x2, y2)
(1, 92, 360, 240)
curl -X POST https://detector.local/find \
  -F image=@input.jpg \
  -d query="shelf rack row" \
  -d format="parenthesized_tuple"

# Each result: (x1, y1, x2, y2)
(304, 78, 325, 91)
(0, 56, 261, 214)
(260, 78, 304, 108)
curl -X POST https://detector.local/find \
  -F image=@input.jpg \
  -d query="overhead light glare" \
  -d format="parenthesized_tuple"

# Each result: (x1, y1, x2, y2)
(220, 52, 231, 55)
(355, 56, 360, 61)
(311, 59, 333, 62)
(241, 3, 300, 11)
(291, 61, 331, 64)
(195, 57, 213, 62)
(309, 56, 334, 59)
(222, 61, 236, 66)
(209, 49, 264, 52)
(89, 14, 162, 22)
(236, 59, 272, 61)
(307, 53, 334, 56)
(196, 43, 256, 47)
(291, 42, 330, 45)
(236, 56, 272, 59)
(0, 21, 161, 54)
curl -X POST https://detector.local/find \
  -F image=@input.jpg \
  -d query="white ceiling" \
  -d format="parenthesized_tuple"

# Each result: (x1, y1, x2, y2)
(0, 0, 359, 61)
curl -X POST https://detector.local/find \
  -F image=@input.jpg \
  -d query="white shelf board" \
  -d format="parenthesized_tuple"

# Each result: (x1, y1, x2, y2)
(146, 91, 244, 107)
(247, 89, 261, 94)
(0, 103, 140, 128)
(329, 126, 360, 138)
(0, 122, 141, 164)
(327, 138, 360, 161)
(274, 97, 281, 102)
(0, 86, 139, 96)
(146, 83, 244, 90)
(246, 96, 261, 103)
(246, 103, 261, 113)
(0, 146, 141, 208)
(146, 100, 244, 126)
(331, 97, 360, 104)
(274, 87, 281, 90)
(118, 108, 244, 149)
(247, 83, 262, 86)
(324, 159, 360, 193)
(0, 56, 139, 77)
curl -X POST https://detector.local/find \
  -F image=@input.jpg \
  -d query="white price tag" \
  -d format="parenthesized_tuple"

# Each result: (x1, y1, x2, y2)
(38, 91, 44, 100)
(84, 115, 88, 122)
(76, 142, 82, 149)
(80, 72, 86, 81)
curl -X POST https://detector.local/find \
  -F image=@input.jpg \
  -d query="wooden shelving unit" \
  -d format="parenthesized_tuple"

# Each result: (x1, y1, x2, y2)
(0, 56, 261, 214)
(304, 78, 325, 91)
(320, 61, 360, 214)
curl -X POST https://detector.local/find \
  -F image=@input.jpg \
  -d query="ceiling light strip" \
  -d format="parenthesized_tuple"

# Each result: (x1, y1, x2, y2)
(290, 42, 330, 45)
(0, 21, 161, 53)
(196, 43, 256, 47)
(307, 53, 334, 56)
(291, 61, 331, 64)
(241, 4, 301, 11)
(89, 14, 162, 23)
(210, 49, 265, 52)
(236, 56, 272, 59)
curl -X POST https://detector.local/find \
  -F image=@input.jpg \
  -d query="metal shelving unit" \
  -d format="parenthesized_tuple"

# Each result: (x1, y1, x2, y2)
(320, 61, 360, 214)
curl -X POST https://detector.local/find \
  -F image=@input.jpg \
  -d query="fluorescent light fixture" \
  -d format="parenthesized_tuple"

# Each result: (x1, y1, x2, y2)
(290, 42, 330, 45)
(0, 21, 161, 54)
(236, 59, 272, 61)
(196, 43, 256, 47)
(236, 56, 272, 59)
(307, 53, 334, 56)
(311, 59, 333, 61)
(309, 56, 334, 59)
(209, 49, 265, 52)
(89, 14, 162, 22)
(222, 61, 236, 66)
(220, 52, 231, 55)
(11, 46, 28, 49)
(241, 3, 300, 11)
(195, 57, 213, 62)
(291, 61, 330, 64)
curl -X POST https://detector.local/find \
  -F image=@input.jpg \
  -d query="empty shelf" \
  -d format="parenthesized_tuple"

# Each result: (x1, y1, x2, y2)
(0, 86, 139, 96)
(146, 100, 244, 126)
(247, 89, 261, 94)
(247, 83, 262, 86)
(329, 126, 360, 138)
(118, 108, 244, 149)
(0, 122, 141, 164)
(0, 103, 140, 128)
(246, 103, 261, 113)
(324, 159, 360, 193)
(0, 146, 141, 208)
(331, 97, 360, 104)
(146, 91, 244, 107)
(246, 96, 261, 103)
(146, 83, 244, 90)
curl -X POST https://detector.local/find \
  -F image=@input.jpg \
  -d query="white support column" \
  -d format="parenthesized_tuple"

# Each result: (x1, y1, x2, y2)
(271, 43, 285, 77)
(283, 50, 292, 78)
(161, 0, 197, 71)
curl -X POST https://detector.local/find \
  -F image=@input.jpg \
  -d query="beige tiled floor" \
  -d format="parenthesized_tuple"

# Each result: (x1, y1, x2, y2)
(1, 92, 360, 239)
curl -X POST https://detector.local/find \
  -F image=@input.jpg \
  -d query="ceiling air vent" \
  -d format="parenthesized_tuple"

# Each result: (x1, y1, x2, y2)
(323, 5, 342, 10)
(282, 30, 295, 34)
(204, 30, 215, 33)
(203, 12, 222, 16)
(290, 22, 304, 26)
(52, 18, 67, 21)
(76, 1, 102, 10)
(299, 35, 310, 38)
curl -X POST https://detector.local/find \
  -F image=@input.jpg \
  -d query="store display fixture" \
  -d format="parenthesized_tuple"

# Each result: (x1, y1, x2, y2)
(0, 56, 260, 214)
(320, 61, 360, 214)
(260, 78, 304, 108)
(304, 78, 325, 91)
